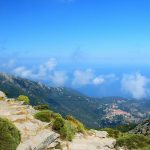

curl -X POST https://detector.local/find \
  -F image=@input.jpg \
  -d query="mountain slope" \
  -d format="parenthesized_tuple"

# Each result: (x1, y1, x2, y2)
(0, 73, 103, 128)
(0, 72, 150, 128)
(129, 119, 150, 137)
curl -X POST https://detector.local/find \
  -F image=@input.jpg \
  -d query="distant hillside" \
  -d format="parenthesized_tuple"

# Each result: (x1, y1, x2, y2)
(0, 72, 150, 128)
(0, 73, 103, 128)
(129, 119, 150, 137)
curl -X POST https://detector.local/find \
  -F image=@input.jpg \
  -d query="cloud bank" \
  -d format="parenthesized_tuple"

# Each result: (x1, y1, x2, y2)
(1, 57, 150, 99)
(121, 73, 150, 99)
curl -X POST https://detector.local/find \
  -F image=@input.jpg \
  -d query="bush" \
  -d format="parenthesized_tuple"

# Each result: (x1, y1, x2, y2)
(34, 104, 50, 110)
(116, 134, 150, 150)
(102, 128, 150, 149)
(34, 110, 52, 122)
(0, 117, 21, 150)
(114, 123, 137, 133)
(60, 121, 76, 141)
(51, 113, 62, 119)
(101, 128, 121, 138)
(52, 117, 65, 131)
(17, 95, 30, 105)
(66, 115, 85, 133)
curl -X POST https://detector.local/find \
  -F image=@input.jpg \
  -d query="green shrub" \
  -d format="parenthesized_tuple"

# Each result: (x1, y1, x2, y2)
(0, 117, 21, 150)
(52, 117, 65, 131)
(34, 104, 50, 110)
(102, 128, 150, 149)
(116, 134, 150, 150)
(114, 123, 137, 133)
(51, 113, 62, 119)
(60, 121, 76, 141)
(66, 115, 85, 133)
(101, 128, 121, 138)
(17, 95, 30, 105)
(34, 110, 52, 122)
(52, 115, 86, 141)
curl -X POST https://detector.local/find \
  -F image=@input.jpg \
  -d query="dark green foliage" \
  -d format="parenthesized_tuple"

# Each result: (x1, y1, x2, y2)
(52, 115, 85, 141)
(52, 117, 65, 130)
(116, 134, 150, 150)
(34, 104, 49, 110)
(0, 117, 21, 150)
(52, 117, 76, 141)
(51, 113, 62, 119)
(114, 123, 137, 132)
(17, 95, 30, 105)
(102, 127, 150, 150)
(60, 121, 76, 141)
(102, 128, 122, 138)
(34, 110, 52, 122)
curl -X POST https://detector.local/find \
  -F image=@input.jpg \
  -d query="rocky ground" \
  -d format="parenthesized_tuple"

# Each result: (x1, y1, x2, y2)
(0, 97, 116, 150)
(129, 119, 150, 137)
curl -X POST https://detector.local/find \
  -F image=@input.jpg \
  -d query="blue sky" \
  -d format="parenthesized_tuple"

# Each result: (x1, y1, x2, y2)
(0, 0, 150, 98)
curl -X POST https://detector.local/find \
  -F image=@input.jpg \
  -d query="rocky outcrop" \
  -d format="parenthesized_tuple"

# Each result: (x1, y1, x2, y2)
(129, 119, 150, 137)
(61, 132, 116, 150)
(0, 99, 60, 150)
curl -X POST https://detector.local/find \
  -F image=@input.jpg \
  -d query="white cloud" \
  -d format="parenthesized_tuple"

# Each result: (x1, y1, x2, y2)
(50, 71, 68, 86)
(72, 69, 118, 87)
(45, 58, 57, 71)
(72, 69, 94, 86)
(38, 58, 57, 78)
(12, 58, 57, 79)
(121, 72, 150, 99)
(28, 58, 57, 79)
(13, 67, 33, 78)
(93, 77, 105, 85)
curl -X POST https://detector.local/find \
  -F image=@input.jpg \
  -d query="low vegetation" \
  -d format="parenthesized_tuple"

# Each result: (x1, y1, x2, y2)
(53, 117, 76, 141)
(0, 117, 21, 150)
(60, 120, 76, 141)
(34, 104, 50, 110)
(52, 116, 65, 130)
(101, 128, 122, 138)
(34, 110, 52, 122)
(116, 134, 150, 150)
(52, 115, 86, 141)
(102, 127, 150, 150)
(34, 104, 86, 141)
(114, 123, 137, 133)
(66, 115, 85, 133)
(17, 95, 30, 105)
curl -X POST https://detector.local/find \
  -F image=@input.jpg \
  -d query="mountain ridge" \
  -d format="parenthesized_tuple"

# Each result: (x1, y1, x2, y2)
(0, 72, 150, 128)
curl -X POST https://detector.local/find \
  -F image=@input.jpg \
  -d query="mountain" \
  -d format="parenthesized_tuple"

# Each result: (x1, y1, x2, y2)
(0, 72, 150, 128)
(0, 72, 103, 128)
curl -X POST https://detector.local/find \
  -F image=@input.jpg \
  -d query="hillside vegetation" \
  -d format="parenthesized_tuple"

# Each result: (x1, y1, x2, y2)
(34, 104, 86, 141)
(102, 126, 150, 150)
(0, 117, 21, 150)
